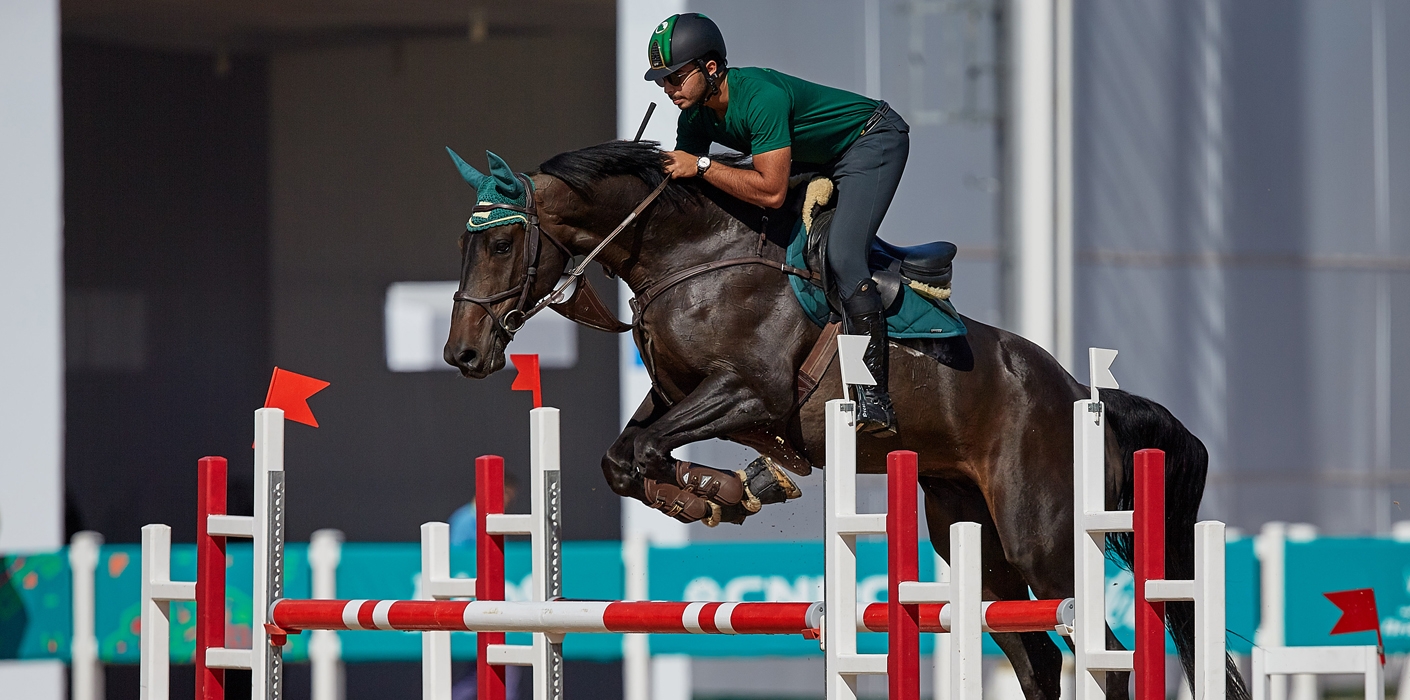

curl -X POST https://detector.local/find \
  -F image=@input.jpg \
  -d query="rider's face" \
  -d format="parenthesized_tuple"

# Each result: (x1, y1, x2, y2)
(661, 61, 714, 109)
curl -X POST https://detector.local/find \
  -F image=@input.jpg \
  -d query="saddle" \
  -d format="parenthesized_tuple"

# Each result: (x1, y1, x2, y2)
(797, 177, 956, 315)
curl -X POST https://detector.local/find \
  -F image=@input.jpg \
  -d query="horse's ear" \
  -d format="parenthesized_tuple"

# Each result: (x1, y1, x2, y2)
(485, 150, 524, 201)
(446, 147, 487, 189)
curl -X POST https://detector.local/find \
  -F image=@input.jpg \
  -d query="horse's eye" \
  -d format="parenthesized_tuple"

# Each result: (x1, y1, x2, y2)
(493, 239, 513, 255)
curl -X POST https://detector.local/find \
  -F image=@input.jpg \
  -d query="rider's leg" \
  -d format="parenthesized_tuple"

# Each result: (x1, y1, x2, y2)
(827, 110, 910, 435)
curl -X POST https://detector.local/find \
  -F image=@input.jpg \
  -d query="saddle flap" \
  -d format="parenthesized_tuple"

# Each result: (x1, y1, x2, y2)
(549, 274, 631, 333)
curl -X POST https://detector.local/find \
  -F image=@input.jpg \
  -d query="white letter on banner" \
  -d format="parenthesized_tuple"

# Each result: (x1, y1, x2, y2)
(858, 575, 888, 604)
(683, 577, 723, 602)
(765, 575, 822, 602)
(724, 576, 765, 601)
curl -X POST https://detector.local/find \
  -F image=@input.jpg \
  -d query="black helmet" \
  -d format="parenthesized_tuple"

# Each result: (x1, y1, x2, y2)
(643, 13, 727, 82)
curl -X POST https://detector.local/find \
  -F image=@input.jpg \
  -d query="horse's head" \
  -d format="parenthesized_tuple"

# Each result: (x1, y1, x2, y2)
(443, 148, 571, 378)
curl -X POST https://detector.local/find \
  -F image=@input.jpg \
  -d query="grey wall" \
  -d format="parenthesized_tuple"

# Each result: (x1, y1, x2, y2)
(1074, 0, 1410, 533)
(268, 34, 625, 543)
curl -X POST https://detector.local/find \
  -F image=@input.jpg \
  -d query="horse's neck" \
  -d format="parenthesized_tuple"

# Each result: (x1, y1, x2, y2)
(593, 199, 758, 296)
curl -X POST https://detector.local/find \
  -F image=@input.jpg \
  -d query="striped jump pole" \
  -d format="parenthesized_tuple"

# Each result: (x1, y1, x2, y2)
(268, 597, 1076, 636)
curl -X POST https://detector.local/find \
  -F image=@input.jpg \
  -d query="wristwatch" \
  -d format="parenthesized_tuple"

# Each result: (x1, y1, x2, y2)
(696, 155, 712, 177)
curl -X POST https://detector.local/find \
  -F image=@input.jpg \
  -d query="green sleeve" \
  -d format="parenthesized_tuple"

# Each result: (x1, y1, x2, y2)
(745, 82, 792, 154)
(674, 108, 712, 155)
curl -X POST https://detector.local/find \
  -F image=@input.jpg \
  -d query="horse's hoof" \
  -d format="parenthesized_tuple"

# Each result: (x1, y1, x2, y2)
(708, 500, 753, 526)
(739, 456, 802, 513)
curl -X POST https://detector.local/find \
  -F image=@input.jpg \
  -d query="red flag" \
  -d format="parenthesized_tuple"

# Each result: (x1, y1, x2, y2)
(1325, 588, 1384, 663)
(263, 367, 330, 427)
(1326, 588, 1380, 635)
(510, 354, 542, 408)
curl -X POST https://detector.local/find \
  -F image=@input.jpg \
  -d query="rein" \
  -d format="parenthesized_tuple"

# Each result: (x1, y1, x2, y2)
(453, 174, 669, 340)
(454, 171, 815, 343)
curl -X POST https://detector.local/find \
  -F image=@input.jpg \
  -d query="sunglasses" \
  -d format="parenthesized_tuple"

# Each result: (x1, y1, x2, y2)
(655, 67, 700, 88)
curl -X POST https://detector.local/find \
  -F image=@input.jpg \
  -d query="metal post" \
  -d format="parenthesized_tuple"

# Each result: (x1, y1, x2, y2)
(421, 521, 454, 700)
(308, 529, 345, 700)
(1134, 450, 1166, 700)
(477, 456, 508, 700)
(949, 523, 983, 700)
(140, 524, 196, 700)
(888, 451, 921, 700)
(197, 457, 228, 700)
(531, 408, 565, 700)
(253, 407, 287, 700)
(69, 531, 104, 700)
(1194, 522, 1226, 700)
(824, 399, 887, 700)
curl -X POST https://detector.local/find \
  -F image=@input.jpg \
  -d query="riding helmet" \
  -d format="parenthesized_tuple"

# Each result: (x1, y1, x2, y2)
(644, 13, 727, 82)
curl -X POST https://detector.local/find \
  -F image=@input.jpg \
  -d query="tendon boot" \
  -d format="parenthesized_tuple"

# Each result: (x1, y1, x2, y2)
(841, 280, 897, 437)
(642, 479, 719, 525)
(672, 461, 746, 506)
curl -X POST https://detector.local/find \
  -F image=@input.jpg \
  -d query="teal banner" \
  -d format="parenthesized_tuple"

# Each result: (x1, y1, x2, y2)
(1284, 538, 1410, 651)
(0, 534, 1341, 664)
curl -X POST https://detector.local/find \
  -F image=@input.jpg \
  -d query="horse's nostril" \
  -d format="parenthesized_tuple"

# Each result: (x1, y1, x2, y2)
(457, 348, 479, 368)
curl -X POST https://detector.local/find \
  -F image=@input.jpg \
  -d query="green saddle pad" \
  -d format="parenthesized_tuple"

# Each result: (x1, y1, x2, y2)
(785, 218, 967, 339)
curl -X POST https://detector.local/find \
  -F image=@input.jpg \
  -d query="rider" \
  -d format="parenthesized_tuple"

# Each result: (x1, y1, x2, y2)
(646, 13, 909, 437)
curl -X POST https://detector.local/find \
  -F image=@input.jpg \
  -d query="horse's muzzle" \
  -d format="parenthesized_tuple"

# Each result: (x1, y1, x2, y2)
(444, 339, 506, 379)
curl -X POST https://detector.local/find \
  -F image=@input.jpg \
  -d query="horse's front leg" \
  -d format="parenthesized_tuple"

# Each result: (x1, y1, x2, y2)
(601, 390, 669, 502)
(629, 371, 799, 525)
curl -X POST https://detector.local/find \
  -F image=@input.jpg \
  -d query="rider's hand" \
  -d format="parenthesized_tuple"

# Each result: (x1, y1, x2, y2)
(663, 150, 699, 179)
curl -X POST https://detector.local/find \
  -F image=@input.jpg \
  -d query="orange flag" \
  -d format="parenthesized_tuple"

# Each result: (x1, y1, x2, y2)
(263, 367, 330, 427)
(510, 354, 542, 408)
(1325, 588, 1384, 663)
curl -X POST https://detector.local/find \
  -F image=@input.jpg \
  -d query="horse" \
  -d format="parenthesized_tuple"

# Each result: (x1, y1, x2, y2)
(442, 140, 1246, 700)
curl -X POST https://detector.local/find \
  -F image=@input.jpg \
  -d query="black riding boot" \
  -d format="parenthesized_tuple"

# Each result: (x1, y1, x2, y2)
(841, 281, 897, 437)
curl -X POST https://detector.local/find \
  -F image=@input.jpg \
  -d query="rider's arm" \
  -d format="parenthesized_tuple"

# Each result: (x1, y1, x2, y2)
(699, 147, 791, 209)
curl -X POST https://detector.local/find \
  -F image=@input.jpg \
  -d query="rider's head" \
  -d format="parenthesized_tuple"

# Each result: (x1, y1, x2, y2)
(644, 13, 727, 109)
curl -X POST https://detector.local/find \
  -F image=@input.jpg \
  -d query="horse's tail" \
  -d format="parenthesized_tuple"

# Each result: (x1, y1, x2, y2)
(1102, 389, 1249, 700)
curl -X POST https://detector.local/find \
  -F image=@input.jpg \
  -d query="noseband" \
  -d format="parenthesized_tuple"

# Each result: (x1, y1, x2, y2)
(452, 173, 575, 339)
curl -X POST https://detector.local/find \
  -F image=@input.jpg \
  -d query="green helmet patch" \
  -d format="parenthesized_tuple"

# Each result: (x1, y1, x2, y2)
(647, 15, 678, 71)
(643, 13, 726, 83)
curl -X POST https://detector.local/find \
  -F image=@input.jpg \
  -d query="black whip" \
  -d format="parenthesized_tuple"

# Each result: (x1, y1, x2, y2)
(633, 103, 656, 142)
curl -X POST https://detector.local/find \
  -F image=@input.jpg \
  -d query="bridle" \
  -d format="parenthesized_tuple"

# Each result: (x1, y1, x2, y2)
(452, 172, 669, 340)
(453, 174, 569, 339)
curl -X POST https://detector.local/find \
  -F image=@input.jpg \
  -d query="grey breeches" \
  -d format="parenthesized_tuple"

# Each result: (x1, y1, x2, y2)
(825, 109, 910, 299)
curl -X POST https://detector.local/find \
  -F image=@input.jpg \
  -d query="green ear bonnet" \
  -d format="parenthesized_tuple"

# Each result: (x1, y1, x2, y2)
(446, 147, 534, 232)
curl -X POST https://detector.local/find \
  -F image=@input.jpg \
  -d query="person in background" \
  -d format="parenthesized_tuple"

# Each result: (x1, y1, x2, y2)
(448, 472, 521, 700)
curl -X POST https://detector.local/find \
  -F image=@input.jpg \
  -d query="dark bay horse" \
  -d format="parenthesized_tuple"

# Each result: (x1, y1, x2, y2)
(442, 140, 1245, 700)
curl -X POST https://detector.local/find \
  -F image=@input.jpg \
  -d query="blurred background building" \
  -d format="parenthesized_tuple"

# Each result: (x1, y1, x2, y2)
(2, 0, 1408, 698)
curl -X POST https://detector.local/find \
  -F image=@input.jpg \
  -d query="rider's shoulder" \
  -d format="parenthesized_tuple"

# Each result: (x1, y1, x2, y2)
(730, 67, 790, 101)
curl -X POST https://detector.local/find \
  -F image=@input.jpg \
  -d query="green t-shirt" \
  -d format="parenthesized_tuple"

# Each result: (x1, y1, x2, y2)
(676, 67, 879, 165)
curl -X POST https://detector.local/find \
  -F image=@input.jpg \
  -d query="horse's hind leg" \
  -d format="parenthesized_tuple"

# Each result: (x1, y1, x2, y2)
(920, 476, 1065, 700)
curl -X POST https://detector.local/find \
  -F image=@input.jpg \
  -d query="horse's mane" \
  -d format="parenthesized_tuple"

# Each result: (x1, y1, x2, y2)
(540, 140, 787, 237)
(538, 140, 704, 212)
